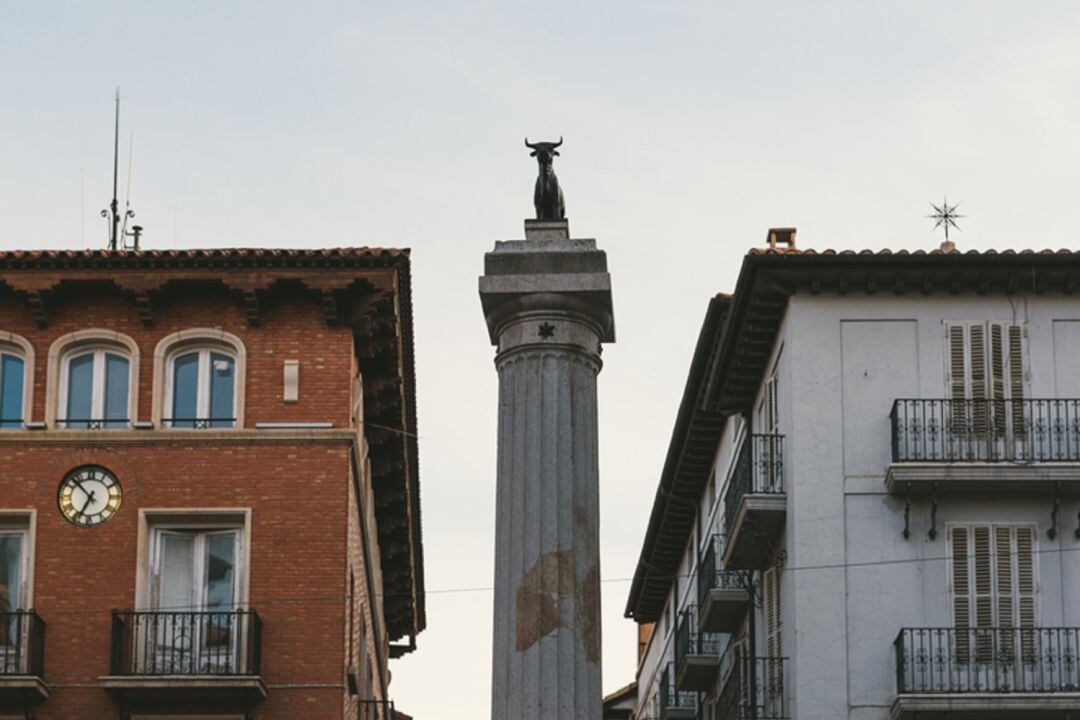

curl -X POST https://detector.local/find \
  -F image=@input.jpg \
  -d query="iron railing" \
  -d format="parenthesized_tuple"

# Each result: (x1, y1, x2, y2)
(891, 399, 1080, 463)
(697, 535, 752, 609)
(723, 434, 784, 543)
(676, 605, 722, 666)
(896, 627, 1080, 694)
(162, 417, 237, 429)
(716, 656, 787, 720)
(659, 663, 698, 712)
(0, 610, 45, 676)
(110, 609, 262, 676)
(358, 699, 396, 720)
(58, 417, 129, 429)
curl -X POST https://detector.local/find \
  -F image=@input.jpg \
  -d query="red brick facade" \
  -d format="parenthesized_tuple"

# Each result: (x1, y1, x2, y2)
(0, 249, 422, 720)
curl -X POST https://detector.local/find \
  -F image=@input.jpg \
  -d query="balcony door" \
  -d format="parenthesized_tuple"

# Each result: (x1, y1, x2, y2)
(149, 529, 241, 673)
(950, 524, 1039, 688)
(946, 322, 1027, 460)
(0, 531, 26, 671)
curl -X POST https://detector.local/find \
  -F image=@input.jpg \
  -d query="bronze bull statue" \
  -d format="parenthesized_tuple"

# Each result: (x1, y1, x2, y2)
(525, 137, 565, 220)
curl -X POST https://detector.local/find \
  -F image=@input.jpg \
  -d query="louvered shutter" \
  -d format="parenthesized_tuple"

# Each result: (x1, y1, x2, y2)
(973, 526, 994, 660)
(763, 567, 783, 711)
(951, 527, 973, 662)
(1008, 325, 1027, 440)
(994, 527, 1016, 658)
(990, 324, 1008, 437)
(947, 324, 969, 434)
(1016, 527, 1037, 660)
(970, 325, 989, 436)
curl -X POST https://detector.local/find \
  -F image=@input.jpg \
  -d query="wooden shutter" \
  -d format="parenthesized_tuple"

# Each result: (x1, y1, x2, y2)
(969, 325, 989, 435)
(1016, 526, 1037, 660)
(1008, 325, 1027, 438)
(947, 324, 969, 433)
(762, 567, 783, 713)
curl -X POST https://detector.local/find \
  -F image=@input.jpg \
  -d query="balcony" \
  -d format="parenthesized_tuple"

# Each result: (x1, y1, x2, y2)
(716, 656, 787, 720)
(888, 399, 1080, 493)
(893, 627, 1080, 719)
(162, 417, 237, 429)
(722, 434, 785, 570)
(0, 611, 48, 707)
(358, 699, 397, 720)
(696, 537, 751, 634)
(57, 417, 129, 429)
(659, 663, 699, 720)
(100, 609, 266, 707)
(675, 605, 721, 691)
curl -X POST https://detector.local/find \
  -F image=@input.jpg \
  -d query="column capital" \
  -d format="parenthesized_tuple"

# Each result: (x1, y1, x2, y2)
(479, 219, 615, 347)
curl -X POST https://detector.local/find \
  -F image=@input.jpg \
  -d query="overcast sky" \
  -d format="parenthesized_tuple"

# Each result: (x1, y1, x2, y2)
(4, 1, 1080, 716)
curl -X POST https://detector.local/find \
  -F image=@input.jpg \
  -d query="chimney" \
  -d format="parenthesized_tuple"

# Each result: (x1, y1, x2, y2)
(767, 227, 797, 250)
(940, 239, 957, 252)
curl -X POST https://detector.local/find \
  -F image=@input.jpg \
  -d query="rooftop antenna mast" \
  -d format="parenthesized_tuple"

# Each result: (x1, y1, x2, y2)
(102, 89, 142, 250)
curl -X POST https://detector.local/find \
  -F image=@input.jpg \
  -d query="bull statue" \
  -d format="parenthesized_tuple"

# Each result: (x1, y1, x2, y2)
(525, 137, 566, 220)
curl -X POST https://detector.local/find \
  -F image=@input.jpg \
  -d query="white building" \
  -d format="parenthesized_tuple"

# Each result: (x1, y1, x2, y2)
(624, 232, 1080, 720)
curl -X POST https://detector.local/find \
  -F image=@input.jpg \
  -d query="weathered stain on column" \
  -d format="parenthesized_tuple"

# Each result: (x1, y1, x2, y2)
(481, 219, 614, 720)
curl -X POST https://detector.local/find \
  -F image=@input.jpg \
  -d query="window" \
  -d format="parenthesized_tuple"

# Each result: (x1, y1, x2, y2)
(949, 524, 1037, 662)
(165, 348, 237, 428)
(146, 526, 243, 672)
(0, 529, 27, 614)
(0, 350, 24, 429)
(59, 347, 131, 429)
(0, 521, 29, 661)
(762, 566, 784, 715)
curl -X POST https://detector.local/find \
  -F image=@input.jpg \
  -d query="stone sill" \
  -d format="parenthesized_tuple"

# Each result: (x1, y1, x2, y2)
(99, 674, 267, 703)
(0, 428, 356, 444)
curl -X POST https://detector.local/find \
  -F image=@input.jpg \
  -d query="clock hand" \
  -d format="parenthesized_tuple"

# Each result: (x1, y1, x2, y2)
(80, 489, 97, 514)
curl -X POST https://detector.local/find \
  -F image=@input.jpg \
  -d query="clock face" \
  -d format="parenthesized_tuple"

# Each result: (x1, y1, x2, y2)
(58, 465, 122, 527)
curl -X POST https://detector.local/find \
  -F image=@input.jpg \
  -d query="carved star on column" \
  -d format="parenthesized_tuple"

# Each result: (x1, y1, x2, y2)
(538, 322, 556, 338)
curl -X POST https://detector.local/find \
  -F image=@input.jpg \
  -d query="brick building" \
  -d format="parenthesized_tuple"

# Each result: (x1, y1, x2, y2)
(0, 247, 424, 719)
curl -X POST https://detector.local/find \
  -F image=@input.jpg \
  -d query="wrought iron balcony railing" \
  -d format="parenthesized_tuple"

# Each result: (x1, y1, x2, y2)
(716, 656, 788, 720)
(0, 610, 45, 676)
(723, 434, 784, 542)
(162, 417, 237, 429)
(676, 606, 721, 665)
(358, 699, 396, 720)
(891, 399, 1080, 463)
(58, 417, 129, 429)
(110, 609, 262, 676)
(659, 663, 698, 711)
(895, 627, 1080, 694)
(697, 535, 752, 610)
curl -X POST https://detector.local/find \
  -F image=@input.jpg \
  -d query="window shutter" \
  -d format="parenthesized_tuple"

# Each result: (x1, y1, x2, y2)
(947, 324, 969, 432)
(990, 324, 1008, 436)
(969, 325, 989, 435)
(950, 526, 973, 662)
(1008, 325, 1027, 438)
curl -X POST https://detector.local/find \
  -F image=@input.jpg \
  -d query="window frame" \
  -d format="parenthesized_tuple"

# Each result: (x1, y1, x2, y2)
(46, 330, 139, 429)
(152, 330, 246, 429)
(57, 345, 132, 428)
(148, 525, 243, 612)
(134, 509, 251, 613)
(0, 333, 34, 429)
(162, 346, 239, 428)
(0, 512, 36, 612)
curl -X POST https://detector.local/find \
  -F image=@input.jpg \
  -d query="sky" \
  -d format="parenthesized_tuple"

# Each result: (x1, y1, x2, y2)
(4, 1, 1080, 716)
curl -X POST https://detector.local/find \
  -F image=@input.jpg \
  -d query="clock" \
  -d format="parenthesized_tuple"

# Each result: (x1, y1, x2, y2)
(57, 465, 122, 527)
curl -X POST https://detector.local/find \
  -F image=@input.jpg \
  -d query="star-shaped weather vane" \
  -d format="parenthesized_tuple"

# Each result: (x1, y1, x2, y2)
(928, 196, 964, 243)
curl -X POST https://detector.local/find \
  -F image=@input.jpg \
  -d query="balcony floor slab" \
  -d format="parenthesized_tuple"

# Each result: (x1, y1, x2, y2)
(99, 674, 267, 705)
(700, 587, 750, 634)
(891, 692, 1080, 720)
(722, 495, 786, 571)
(886, 462, 1080, 494)
(0, 676, 49, 706)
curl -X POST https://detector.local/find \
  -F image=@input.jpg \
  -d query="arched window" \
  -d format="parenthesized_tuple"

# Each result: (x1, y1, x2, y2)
(153, 329, 245, 430)
(0, 347, 25, 429)
(59, 346, 131, 429)
(165, 347, 237, 428)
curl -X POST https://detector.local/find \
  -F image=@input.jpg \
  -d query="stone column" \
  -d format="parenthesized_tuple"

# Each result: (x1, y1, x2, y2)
(480, 219, 615, 720)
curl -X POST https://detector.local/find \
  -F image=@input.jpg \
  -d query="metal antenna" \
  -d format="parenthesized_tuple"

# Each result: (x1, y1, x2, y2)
(101, 89, 142, 250)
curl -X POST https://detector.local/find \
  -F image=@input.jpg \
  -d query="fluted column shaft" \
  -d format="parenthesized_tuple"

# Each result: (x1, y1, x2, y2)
(490, 308, 603, 720)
